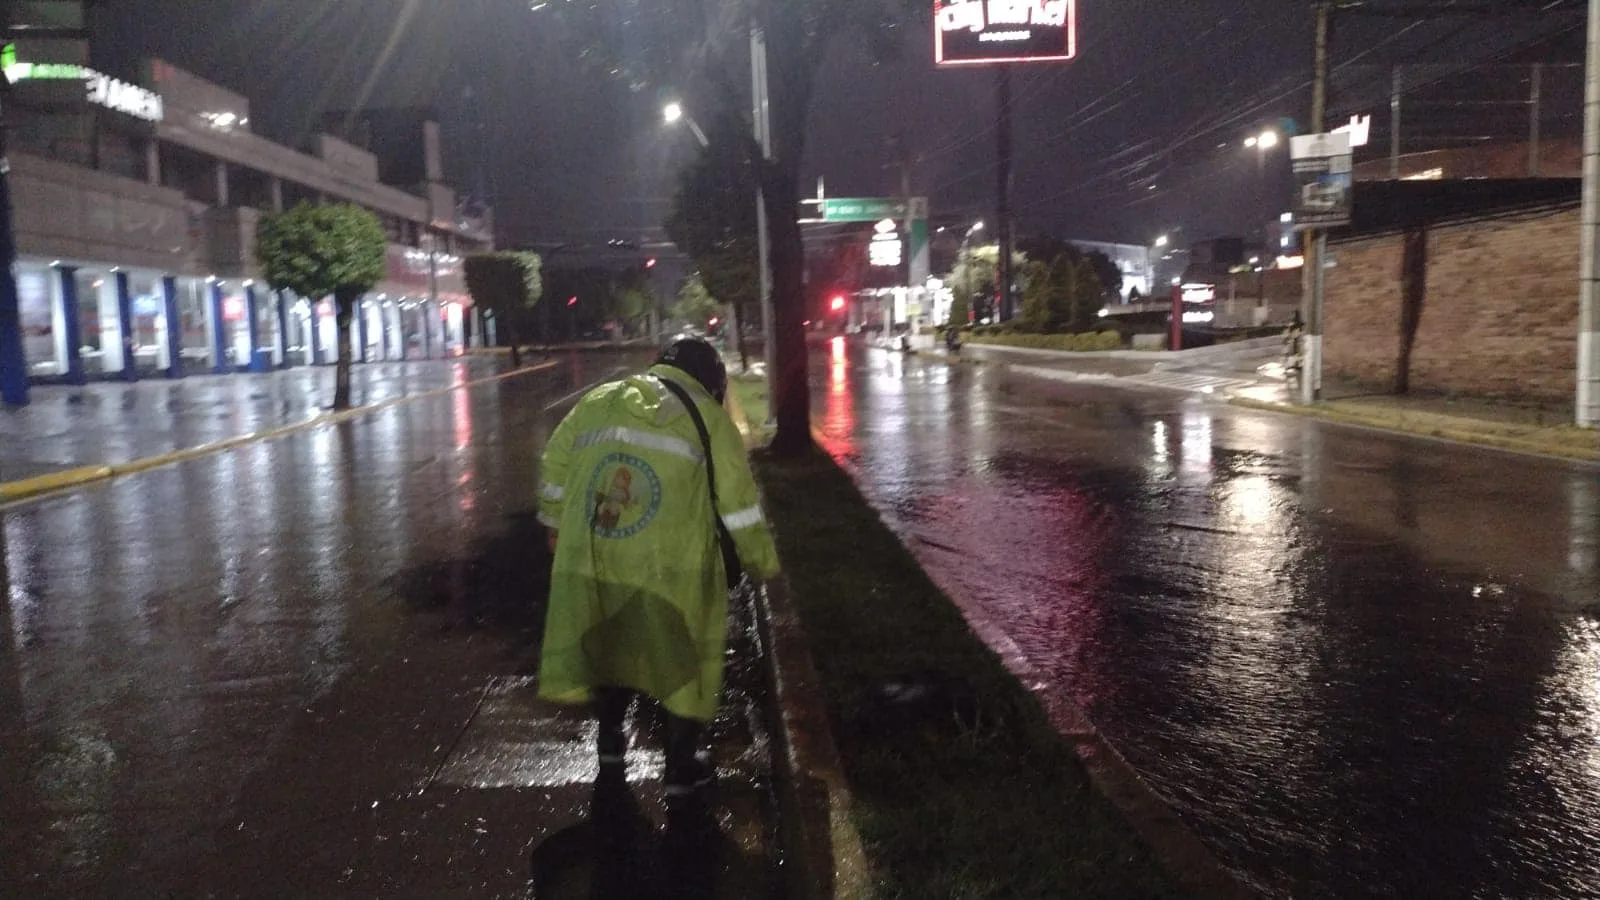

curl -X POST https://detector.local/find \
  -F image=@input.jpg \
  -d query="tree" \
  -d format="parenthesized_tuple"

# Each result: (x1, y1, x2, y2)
(672, 273, 722, 329)
(1017, 246, 1106, 335)
(256, 203, 386, 410)
(552, 0, 921, 455)
(1019, 261, 1053, 333)
(610, 265, 656, 338)
(663, 111, 759, 344)
(463, 252, 543, 368)
(1083, 249, 1123, 303)
(544, 267, 617, 341)
(946, 291, 970, 331)
(1066, 257, 1105, 332)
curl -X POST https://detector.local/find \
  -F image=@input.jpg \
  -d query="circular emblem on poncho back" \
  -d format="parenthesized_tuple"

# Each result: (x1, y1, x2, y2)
(586, 452, 663, 539)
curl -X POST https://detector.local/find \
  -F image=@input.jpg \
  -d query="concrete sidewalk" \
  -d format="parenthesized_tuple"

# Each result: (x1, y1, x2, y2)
(925, 339, 1598, 461)
(1233, 378, 1599, 462)
(0, 357, 521, 488)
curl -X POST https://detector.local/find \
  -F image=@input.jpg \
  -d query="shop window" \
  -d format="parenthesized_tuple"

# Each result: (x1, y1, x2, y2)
(130, 274, 167, 373)
(178, 278, 214, 374)
(18, 265, 65, 376)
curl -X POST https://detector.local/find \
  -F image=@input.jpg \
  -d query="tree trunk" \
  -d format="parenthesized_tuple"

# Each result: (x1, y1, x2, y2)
(334, 317, 353, 410)
(763, 170, 812, 457)
(506, 313, 521, 368)
(333, 291, 355, 410)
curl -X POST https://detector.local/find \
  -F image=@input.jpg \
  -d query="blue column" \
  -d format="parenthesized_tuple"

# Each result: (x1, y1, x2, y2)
(245, 284, 268, 372)
(114, 271, 137, 382)
(58, 266, 86, 386)
(161, 276, 183, 379)
(309, 298, 324, 365)
(274, 290, 290, 369)
(209, 282, 229, 374)
(356, 298, 369, 363)
(0, 262, 27, 404)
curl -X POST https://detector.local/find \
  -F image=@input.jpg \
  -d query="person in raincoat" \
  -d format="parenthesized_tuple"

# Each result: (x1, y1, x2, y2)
(536, 337, 781, 798)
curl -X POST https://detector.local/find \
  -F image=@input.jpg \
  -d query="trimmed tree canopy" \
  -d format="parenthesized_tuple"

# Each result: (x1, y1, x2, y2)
(256, 203, 388, 308)
(463, 252, 544, 316)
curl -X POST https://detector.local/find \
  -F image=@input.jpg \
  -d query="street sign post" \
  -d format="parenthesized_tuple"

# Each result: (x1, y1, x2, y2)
(819, 197, 909, 222)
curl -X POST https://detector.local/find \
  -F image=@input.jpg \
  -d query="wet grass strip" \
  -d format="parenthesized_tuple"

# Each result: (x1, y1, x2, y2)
(752, 449, 1179, 898)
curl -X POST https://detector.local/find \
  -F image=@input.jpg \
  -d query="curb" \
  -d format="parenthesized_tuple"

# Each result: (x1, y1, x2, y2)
(1229, 396, 1599, 463)
(726, 378, 868, 899)
(754, 578, 871, 900)
(0, 359, 564, 506)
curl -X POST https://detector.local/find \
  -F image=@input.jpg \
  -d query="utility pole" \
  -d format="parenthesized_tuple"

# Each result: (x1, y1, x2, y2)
(751, 26, 775, 422)
(1389, 65, 1403, 179)
(1579, 0, 1600, 427)
(1529, 62, 1543, 177)
(995, 67, 1014, 322)
(1301, 2, 1331, 405)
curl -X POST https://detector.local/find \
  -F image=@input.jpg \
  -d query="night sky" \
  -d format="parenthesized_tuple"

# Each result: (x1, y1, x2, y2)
(89, 1, 1586, 254)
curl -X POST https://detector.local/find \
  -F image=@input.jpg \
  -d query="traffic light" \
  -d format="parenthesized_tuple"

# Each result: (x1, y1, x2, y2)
(645, 258, 658, 269)
(567, 296, 578, 307)
(829, 294, 846, 312)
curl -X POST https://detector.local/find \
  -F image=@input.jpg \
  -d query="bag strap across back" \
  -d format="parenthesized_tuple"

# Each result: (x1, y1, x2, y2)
(656, 375, 741, 583)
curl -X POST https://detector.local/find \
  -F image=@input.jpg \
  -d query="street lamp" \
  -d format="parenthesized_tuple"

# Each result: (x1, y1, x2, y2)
(1244, 130, 1281, 258)
(1154, 234, 1170, 248)
(662, 101, 709, 148)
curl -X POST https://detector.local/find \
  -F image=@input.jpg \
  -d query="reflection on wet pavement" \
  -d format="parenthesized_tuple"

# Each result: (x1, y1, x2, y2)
(822, 344, 1600, 898)
(0, 350, 777, 896)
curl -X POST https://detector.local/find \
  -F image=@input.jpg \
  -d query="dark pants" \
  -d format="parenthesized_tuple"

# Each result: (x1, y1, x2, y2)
(594, 686, 704, 786)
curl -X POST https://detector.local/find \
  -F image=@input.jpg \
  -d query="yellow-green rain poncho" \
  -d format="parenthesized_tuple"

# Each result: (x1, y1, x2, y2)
(536, 364, 781, 722)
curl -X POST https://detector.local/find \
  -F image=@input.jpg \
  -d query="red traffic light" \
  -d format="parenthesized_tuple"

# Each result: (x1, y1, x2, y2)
(645, 258, 658, 269)
(708, 317, 720, 327)
(567, 296, 578, 307)
(829, 295, 846, 312)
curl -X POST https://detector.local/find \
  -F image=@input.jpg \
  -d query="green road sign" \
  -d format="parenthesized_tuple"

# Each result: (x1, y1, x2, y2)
(821, 197, 908, 222)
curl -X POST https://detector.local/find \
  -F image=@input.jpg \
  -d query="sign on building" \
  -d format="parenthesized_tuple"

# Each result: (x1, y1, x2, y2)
(869, 219, 904, 268)
(935, 0, 1077, 66)
(3, 43, 164, 122)
(1290, 132, 1353, 229)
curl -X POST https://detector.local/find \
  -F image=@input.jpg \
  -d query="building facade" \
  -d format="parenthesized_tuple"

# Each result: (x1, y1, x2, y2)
(3, 33, 492, 390)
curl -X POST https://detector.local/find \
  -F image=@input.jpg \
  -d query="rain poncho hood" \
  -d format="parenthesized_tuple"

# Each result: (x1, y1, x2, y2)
(536, 364, 780, 722)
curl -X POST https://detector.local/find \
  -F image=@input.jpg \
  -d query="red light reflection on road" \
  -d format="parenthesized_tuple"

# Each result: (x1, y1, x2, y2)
(454, 378, 476, 512)
(817, 337, 856, 459)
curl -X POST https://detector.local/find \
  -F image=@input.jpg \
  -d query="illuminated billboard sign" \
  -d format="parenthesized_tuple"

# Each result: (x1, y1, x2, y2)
(3, 44, 164, 122)
(935, 0, 1077, 66)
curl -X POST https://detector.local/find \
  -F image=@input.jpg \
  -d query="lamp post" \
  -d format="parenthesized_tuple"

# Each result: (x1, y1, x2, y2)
(662, 102, 709, 148)
(663, 101, 754, 368)
(1245, 129, 1281, 261)
(958, 221, 983, 324)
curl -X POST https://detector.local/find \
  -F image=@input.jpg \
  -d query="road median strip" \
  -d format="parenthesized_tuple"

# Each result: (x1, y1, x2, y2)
(0, 359, 563, 505)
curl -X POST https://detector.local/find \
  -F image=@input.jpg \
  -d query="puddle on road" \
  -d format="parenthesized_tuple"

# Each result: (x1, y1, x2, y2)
(824, 348, 1600, 898)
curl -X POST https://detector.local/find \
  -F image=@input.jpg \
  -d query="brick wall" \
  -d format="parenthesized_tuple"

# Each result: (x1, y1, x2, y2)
(1325, 206, 1580, 403)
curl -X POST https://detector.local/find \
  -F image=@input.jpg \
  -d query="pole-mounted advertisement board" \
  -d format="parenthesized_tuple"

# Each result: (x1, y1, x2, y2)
(935, 0, 1077, 66)
(1290, 132, 1353, 229)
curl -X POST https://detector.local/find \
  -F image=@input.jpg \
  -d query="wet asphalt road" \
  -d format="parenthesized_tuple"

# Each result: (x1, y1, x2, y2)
(817, 340, 1599, 899)
(0, 350, 748, 897)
